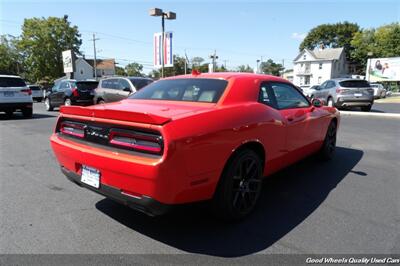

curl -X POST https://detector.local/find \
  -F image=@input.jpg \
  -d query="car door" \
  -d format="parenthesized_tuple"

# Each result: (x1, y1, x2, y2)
(56, 81, 69, 106)
(268, 82, 321, 162)
(50, 82, 65, 106)
(324, 80, 336, 100)
(102, 79, 116, 102)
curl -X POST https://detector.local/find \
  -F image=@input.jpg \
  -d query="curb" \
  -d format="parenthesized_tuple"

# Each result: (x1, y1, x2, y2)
(340, 111, 400, 119)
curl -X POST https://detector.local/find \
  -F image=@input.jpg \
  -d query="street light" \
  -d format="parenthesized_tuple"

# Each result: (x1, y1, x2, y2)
(149, 8, 176, 78)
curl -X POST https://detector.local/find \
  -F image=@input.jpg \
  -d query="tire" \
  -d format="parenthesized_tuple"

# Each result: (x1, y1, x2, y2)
(98, 99, 105, 104)
(211, 149, 263, 221)
(318, 120, 337, 161)
(45, 98, 53, 111)
(22, 107, 33, 118)
(381, 92, 386, 98)
(361, 105, 371, 112)
(64, 98, 72, 106)
(327, 97, 334, 107)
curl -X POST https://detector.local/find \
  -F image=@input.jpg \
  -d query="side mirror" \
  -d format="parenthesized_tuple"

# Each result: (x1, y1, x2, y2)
(312, 98, 323, 107)
(315, 86, 321, 90)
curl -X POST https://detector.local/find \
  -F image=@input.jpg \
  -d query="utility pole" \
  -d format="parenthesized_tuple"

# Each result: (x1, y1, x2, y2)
(184, 50, 189, 75)
(90, 33, 100, 79)
(209, 50, 218, 72)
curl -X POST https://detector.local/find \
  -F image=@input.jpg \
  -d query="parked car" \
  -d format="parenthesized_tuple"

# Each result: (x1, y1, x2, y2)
(50, 72, 340, 220)
(302, 85, 320, 99)
(0, 75, 33, 118)
(94, 77, 153, 104)
(44, 79, 98, 111)
(313, 78, 374, 111)
(370, 83, 386, 99)
(28, 84, 44, 102)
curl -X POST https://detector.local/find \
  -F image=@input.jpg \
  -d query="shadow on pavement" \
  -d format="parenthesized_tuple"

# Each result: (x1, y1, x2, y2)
(96, 146, 363, 257)
(0, 113, 57, 120)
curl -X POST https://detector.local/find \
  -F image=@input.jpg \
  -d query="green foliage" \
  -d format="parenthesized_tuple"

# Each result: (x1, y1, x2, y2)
(351, 23, 400, 73)
(260, 59, 284, 76)
(125, 62, 143, 76)
(115, 66, 126, 76)
(0, 35, 23, 76)
(300, 21, 360, 54)
(150, 55, 190, 78)
(237, 64, 254, 73)
(18, 15, 82, 82)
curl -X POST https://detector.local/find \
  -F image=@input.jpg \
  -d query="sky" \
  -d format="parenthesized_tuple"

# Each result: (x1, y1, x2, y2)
(1, 0, 399, 73)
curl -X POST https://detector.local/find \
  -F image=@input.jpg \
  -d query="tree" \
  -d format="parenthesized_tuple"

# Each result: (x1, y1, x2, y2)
(260, 59, 284, 76)
(115, 66, 126, 76)
(237, 65, 254, 73)
(191, 57, 204, 67)
(351, 23, 400, 73)
(125, 62, 143, 76)
(300, 22, 360, 53)
(0, 35, 23, 75)
(18, 15, 82, 82)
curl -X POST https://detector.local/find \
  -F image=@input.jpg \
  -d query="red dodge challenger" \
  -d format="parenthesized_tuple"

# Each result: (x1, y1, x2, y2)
(50, 72, 339, 220)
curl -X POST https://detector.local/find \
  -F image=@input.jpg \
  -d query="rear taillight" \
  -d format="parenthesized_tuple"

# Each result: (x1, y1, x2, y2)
(21, 89, 32, 95)
(109, 129, 163, 154)
(60, 121, 85, 138)
(336, 88, 349, 94)
(72, 87, 79, 97)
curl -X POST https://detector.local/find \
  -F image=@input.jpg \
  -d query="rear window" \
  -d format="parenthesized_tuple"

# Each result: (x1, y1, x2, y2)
(0, 77, 26, 88)
(29, 86, 41, 90)
(129, 78, 153, 90)
(129, 78, 228, 103)
(75, 82, 99, 90)
(339, 80, 370, 88)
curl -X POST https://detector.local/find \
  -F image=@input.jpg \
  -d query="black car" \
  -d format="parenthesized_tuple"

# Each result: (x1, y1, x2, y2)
(44, 79, 98, 111)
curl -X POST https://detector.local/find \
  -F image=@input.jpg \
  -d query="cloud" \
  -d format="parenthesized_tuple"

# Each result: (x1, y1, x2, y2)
(291, 32, 307, 40)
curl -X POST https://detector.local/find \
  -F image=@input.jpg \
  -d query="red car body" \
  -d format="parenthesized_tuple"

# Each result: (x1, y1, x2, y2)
(50, 73, 339, 217)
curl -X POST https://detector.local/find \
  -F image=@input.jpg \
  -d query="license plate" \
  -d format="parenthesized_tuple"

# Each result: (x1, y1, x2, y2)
(81, 165, 100, 188)
(4, 91, 14, 97)
(354, 93, 362, 97)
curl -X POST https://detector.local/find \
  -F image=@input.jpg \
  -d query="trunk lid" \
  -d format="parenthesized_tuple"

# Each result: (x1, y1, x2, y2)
(60, 99, 215, 125)
(338, 80, 373, 96)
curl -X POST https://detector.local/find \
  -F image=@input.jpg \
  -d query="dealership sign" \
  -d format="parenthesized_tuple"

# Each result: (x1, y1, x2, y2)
(153, 32, 173, 68)
(366, 57, 400, 82)
(62, 50, 76, 73)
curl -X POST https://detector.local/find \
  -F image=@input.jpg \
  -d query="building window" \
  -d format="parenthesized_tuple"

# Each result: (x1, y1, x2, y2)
(303, 55, 306, 60)
(300, 77, 304, 85)
(300, 63, 303, 68)
(305, 76, 310, 85)
(318, 76, 322, 84)
(80, 69, 83, 75)
(319, 63, 322, 70)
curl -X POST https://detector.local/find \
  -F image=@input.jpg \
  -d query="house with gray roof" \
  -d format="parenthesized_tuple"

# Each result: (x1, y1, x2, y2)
(293, 47, 348, 87)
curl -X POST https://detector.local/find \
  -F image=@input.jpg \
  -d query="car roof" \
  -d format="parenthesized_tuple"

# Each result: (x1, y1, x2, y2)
(331, 78, 367, 82)
(164, 72, 290, 83)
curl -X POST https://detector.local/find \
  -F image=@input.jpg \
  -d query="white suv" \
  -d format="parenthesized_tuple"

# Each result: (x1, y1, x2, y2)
(0, 75, 33, 118)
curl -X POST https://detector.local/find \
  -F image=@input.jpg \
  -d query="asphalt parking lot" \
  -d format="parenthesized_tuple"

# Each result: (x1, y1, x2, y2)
(1, 102, 399, 260)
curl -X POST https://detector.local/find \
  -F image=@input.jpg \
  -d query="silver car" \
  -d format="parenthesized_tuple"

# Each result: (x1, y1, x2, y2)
(94, 77, 153, 104)
(313, 78, 374, 111)
(370, 83, 386, 99)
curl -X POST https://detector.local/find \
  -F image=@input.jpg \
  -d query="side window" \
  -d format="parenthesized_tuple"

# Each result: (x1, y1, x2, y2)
(258, 83, 276, 108)
(59, 82, 68, 91)
(320, 81, 328, 89)
(326, 81, 335, 89)
(119, 79, 131, 91)
(111, 79, 122, 90)
(270, 82, 310, 109)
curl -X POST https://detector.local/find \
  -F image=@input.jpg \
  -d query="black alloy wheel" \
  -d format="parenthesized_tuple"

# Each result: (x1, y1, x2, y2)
(212, 149, 263, 221)
(319, 120, 337, 160)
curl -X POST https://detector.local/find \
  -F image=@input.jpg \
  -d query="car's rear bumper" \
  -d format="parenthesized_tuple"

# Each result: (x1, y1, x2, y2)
(50, 133, 218, 206)
(72, 99, 94, 106)
(61, 166, 172, 216)
(336, 97, 373, 107)
(0, 102, 32, 110)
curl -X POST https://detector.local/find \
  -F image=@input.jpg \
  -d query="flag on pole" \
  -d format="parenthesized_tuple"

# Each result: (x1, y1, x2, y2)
(154, 32, 173, 68)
